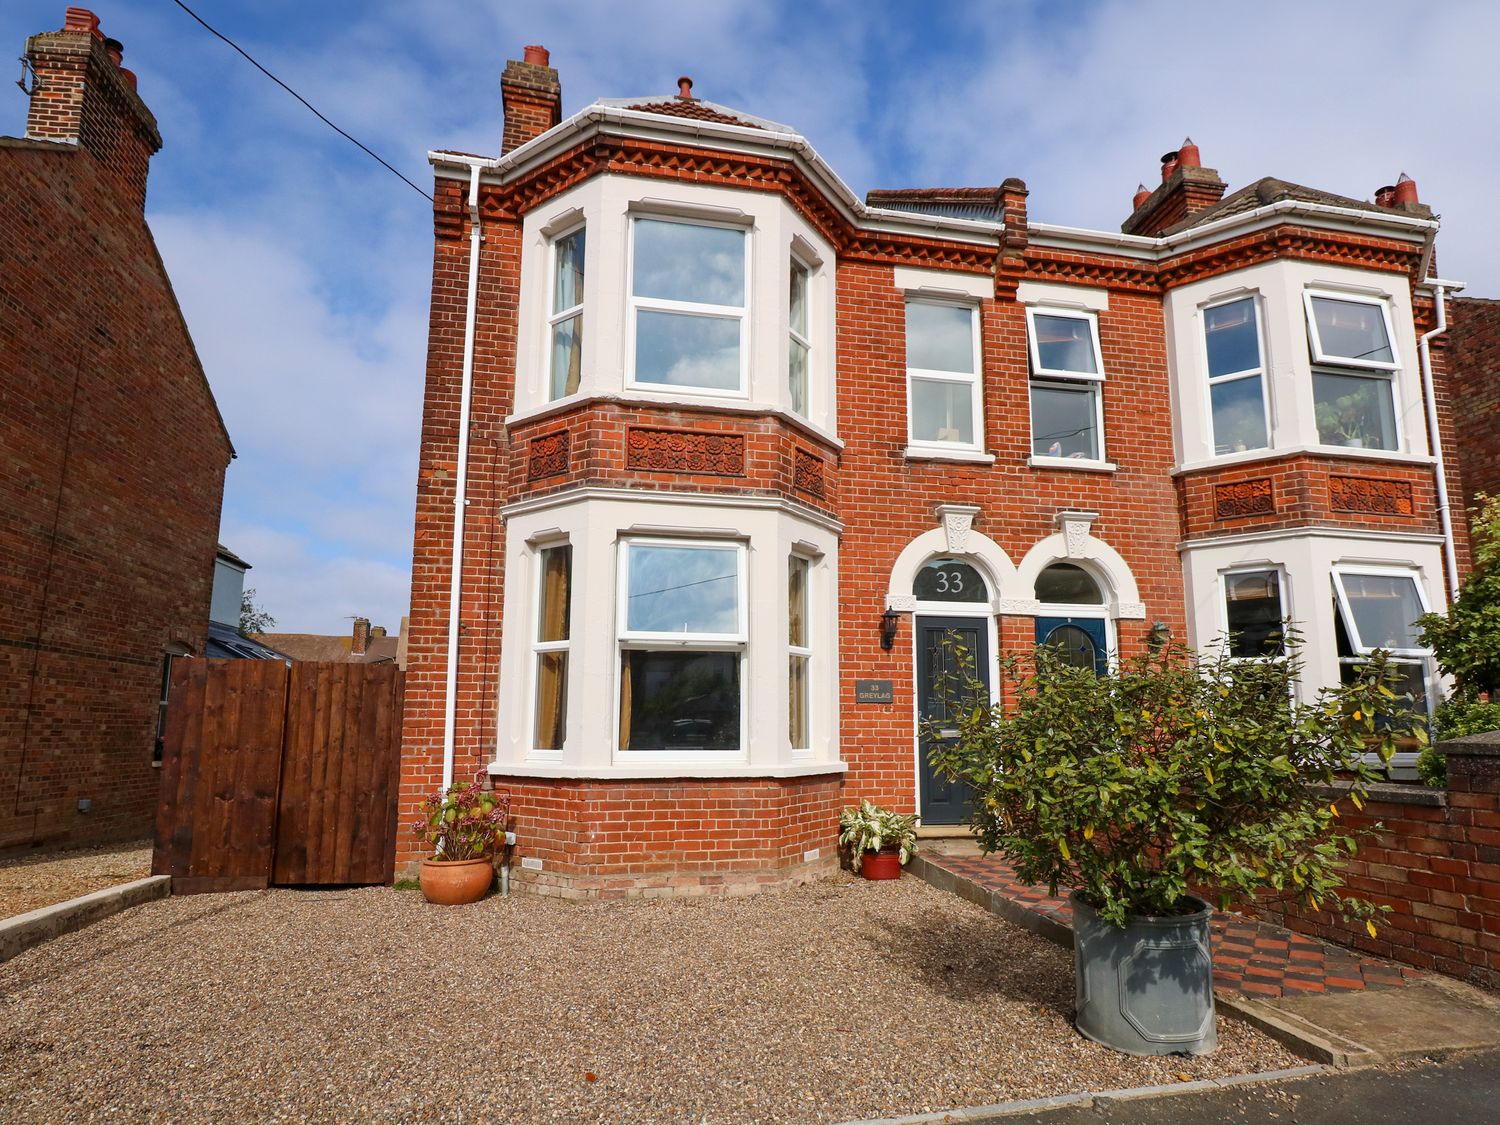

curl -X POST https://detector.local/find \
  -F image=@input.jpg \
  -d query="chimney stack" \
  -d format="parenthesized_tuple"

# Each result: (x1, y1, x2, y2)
(501, 44, 561, 154)
(1123, 137, 1227, 237)
(351, 617, 371, 657)
(24, 7, 161, 210)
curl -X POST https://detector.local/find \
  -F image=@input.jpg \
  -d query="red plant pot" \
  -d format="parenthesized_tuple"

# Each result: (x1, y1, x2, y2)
(861, 849, 903, 880)
(419, 857, 494, 905)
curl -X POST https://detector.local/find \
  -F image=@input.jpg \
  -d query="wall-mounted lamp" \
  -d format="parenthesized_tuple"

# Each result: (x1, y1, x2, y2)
(880, 608, 901, 651)
(1147, 621, 1171, 653)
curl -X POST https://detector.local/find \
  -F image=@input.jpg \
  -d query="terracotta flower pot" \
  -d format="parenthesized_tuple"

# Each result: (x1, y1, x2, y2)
(861, 849, 903, 880)
(419, 856, 494, 905)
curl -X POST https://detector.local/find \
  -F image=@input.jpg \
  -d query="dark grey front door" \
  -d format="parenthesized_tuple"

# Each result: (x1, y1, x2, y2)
(916, 615, 990, 825)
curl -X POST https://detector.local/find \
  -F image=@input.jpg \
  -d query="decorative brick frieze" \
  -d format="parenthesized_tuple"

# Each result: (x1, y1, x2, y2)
(1330, 475, 1414, 515)
(793, 448, 826, 497)
(1215, 478, 1274, 519)
(527, 429, 570, 480)
(625, 427, 746, 475)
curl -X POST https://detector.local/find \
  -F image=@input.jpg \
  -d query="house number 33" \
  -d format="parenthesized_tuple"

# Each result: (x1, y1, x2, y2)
(933, 569, 964, 594)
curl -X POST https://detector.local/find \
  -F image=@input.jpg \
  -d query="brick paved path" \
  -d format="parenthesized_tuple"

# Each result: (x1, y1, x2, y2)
(928, 851, 1421, 999)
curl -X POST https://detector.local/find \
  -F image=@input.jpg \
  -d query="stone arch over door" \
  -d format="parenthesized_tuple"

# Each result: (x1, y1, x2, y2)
(885, 504, 1018, 613)
(1012, 512, 1146, 620)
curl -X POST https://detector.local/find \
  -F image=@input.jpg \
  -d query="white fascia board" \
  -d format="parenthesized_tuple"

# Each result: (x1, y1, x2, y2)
(1179, 526, 1447, 553)
(499, 485, 846, 535)
(430, 105, 1002, 248)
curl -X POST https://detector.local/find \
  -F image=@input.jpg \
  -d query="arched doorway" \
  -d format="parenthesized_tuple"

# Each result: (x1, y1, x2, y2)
(912, 557, 994, 825)
(1034, 561, 1110, 674)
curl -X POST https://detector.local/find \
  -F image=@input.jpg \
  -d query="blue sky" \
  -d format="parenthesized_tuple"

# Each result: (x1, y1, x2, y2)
(5, 1, 1497, 633)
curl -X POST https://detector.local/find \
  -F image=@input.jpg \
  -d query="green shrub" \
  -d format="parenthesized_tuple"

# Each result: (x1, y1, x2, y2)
(928, 641, 1423, 929)
(1418, 493, 1500, 696)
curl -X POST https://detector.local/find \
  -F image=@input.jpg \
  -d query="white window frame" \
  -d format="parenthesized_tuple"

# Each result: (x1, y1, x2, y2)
(546, 224, 586, 402)
(1026, 307, 1107, 464)
(1304, 290, 1400, 372)
(1201, 294, 1271, 457)
(788, 256, 812, 418)
(905, 297, 983, 453)
(626, 215, 750, 399)
(615, 537, 748, 760)
(529, 543, 572, 758)
(788, 553, 812, 755)
(1218, 565, 1289, 662)
(1331, 565, 1436, 723)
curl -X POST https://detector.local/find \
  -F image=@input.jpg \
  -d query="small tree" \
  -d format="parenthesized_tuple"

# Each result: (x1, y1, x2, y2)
(1418, 493, 1500, 698)
(928, 640, 1422, 929)
(239, 588, 276, 635)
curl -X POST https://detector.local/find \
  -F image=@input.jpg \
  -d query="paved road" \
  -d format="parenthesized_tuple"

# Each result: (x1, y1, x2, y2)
(968, 1050, 1500, 1123)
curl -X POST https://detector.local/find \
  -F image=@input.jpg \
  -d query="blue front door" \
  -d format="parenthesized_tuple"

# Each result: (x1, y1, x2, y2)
(1035, 616, 1108, 674)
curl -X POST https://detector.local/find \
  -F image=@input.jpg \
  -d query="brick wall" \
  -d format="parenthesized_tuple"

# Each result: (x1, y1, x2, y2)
(1450, 297, 1500, 517)
(1253, 739, 1500, 988)
(0, 27, 231, 849)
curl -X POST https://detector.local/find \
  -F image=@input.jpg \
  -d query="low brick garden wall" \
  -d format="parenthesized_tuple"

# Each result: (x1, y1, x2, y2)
(1253, 731, 1500, 988)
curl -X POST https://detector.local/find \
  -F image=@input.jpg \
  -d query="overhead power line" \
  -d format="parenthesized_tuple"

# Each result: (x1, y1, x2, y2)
(168, 0, 432, 201)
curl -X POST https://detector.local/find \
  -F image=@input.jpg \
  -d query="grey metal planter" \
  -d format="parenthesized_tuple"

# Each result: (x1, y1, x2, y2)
(1070, 891, 1216, 1056)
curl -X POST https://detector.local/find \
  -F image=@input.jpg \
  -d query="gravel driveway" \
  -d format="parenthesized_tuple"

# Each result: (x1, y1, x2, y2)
(0, 874, 1298, 1123)
(0, 839, 151, 919)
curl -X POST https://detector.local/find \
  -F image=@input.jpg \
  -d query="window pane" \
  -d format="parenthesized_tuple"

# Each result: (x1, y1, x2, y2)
(1031, 381, 1099, 459)
(635, 310, 741, 390)
(1032, 314, 1098, 374)
(788, 556, 808, 646)
(788, 338, 808, 416)
(1035, 563, 1103, 605)
(1205, 298, 1260, 377)
(1341, 573, 1424, 651)
(789, 654, 809, 750)
(619, 650, 740, 751)
(1338, 657, 1429, 729)
(1311, 296, 1393, 364)
(534, 651, 568, 750)
(1041, 623, 1099, 671)
(907, 302, 975, 373)
(789, 261, 808, 336)
(633, 219, 744, 306)
(913, 558, 988, 602)
(627, 544, 739, 634)
(1313, 371, 1397, 450)
(1225, 570, 1283, 658)
(910, 377, 975, 444)
(553, 228, 585, 312)
(550, 315, 582, 399)
(538, 546, 571, 642)
(1210, 377, 1268, 453)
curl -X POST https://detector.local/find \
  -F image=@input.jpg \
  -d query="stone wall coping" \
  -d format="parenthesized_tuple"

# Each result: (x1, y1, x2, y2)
(1439, 729, 1500, 758)
(1312, 780, 1446, 808)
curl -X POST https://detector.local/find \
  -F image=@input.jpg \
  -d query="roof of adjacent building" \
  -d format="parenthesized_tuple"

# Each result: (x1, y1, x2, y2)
(253, 632, 400, 665)
(215, 543, 252, 570)
(865, 187, 1008, 222)
(1160, 176, 1430, 234)
(595, 96, 793, 134)
(205, 621, 289, 661)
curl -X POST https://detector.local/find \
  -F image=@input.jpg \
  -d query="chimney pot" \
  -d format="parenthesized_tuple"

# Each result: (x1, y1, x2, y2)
(677, 75, 694, 99)
(104, 37, 123, 67)
(63, 7, 102, 38)
(1177, 137, 1200, 167)
(1132, 183, 1151, 210)
(1160, 151, 1180, 181)
(1374, 184, 1397, 208)
(522, 44, 550, 66)
(1393, 172, 1418, 205)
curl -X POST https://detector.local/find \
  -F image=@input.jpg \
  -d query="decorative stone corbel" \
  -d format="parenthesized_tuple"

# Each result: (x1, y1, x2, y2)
(1054, 509, 1099, 560)
(936, 503, 982, 554)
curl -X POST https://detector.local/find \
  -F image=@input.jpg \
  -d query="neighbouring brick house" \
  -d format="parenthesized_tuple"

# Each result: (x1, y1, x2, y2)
(1, 8, 233, 849)
(398, 49, 1470, 896)
(1448, 296, 1500, 516)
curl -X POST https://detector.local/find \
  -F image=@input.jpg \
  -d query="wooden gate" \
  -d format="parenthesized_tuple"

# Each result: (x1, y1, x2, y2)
(152, 659, 404, 893)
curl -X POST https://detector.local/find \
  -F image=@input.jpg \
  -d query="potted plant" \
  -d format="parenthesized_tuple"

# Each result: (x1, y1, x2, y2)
(928, 638, 1420, 1056)
(838, 799, 918, 880)
(412, 776, 511, 905)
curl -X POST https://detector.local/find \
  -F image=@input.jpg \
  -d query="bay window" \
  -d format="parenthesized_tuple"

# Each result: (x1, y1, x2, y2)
(532, 545, 572, 751)
(907, 299, 981, 450)
(788, 555, 811, 752)
(618, 540, 745, 754)
(1305, 293, 1400, 451)
(548, 227, 585, 400)
(1027, 308, 1104, 461)
(789, 259, 811, 417)
(1331, 569, 1433, 719)
(629, 217, 747, 394)
(1203, 297, 1268, 454)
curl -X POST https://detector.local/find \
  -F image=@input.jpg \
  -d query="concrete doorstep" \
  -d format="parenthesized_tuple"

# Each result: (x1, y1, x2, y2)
(0, 875, 170, 963)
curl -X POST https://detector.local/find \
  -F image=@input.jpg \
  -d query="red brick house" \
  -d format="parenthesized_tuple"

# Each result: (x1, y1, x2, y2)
(1, 8, 233, 849)
(398, 49, 1468, 895)
(1448, 296, 1500, 517)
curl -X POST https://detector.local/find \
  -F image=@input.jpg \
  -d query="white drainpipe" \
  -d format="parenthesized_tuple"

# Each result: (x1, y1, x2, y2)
(441, 162, 487, 791)
(1418, 278, 1462, 602)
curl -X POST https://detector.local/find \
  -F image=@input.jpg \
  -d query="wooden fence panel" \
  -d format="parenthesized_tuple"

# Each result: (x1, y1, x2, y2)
(151, 659, 288, 893)
(272, 663, 403, 885)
